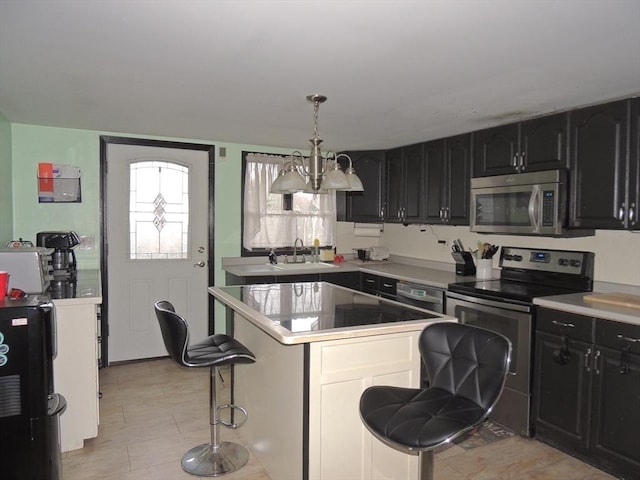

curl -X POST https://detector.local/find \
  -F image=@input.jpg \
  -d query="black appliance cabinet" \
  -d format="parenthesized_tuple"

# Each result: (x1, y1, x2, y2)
(533, 307, 640, 479)
(0, 298, 65, 480)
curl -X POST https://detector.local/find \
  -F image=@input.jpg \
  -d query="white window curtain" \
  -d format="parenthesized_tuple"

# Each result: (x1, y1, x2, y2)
(243, 153, 337, 250)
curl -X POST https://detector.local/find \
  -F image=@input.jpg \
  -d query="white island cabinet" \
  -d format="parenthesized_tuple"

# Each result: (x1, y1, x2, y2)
(210, 282, 456, 480)
(51, 271, 102, 452)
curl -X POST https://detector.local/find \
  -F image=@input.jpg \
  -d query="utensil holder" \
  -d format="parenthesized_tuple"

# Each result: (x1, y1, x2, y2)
(476, 259, 493, 279)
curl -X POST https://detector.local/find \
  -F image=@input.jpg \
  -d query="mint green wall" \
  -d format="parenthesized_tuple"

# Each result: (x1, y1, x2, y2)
(0, 110, 12, 242)
(9, 123, 293, 290)
(11, 125, 101, 267)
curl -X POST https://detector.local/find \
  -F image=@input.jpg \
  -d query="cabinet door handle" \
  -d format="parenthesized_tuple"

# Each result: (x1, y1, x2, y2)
(594, 350, 601, 375)
(618, 203, 626, 221)
(520, 152, 526, 171)
(629, 203, 636, 222)
(617, 333, 640, 343)
(551, 320, 575, 329)
(445, 207, 450, 222)
(439, 208, 444, 220)
(585, 348, 591, 372)
(512, 154, 518, 168)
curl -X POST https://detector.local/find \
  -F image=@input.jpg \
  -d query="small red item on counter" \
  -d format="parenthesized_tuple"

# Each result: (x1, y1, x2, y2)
(8, 288, 27, 300)
(334, 255, 344, 263)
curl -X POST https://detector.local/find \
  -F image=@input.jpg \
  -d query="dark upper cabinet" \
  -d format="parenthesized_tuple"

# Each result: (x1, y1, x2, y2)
(473, 113, 568, 177)
(629, 97, 640, 229)
(473, 123, 519, 176)
(385, 143, 424, 224)
(569, 99, 632, 229)
(533, 308, 640, 479)
(424, 134, 471, 225)
(336, 150, 386, 223)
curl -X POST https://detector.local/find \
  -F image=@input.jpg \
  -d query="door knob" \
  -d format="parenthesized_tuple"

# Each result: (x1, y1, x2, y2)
(194, 261, 206, 267)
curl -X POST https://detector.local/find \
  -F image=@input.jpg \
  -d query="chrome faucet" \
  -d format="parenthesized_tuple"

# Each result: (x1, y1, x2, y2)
(291, 237, 305, 263)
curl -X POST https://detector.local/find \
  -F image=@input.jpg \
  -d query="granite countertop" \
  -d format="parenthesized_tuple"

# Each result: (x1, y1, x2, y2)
(209, 282, 456, 345)
(534, 292, 640, 326)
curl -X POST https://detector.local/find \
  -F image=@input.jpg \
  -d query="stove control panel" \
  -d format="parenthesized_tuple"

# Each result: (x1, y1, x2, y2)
(500, 247, 593, 276)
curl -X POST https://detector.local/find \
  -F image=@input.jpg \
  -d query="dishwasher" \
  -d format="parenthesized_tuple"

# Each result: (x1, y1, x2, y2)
(395, 281, 444, 314)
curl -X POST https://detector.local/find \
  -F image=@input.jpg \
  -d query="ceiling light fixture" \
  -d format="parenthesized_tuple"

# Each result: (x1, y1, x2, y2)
(270, 95, 364, 194)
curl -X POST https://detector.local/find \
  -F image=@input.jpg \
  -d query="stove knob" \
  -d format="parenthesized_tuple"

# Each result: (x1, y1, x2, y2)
(558, 258, 569, 266)
(570, 259, 581, 268)
(513, 255, 523, 261)
(504, 254, 513, 261)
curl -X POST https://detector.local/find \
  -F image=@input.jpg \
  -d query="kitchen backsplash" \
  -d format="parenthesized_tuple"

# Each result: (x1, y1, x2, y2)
(337, 222, 640, 287)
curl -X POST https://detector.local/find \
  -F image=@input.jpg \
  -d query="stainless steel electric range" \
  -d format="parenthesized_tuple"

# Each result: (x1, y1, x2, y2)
(446, 246, 595, 436)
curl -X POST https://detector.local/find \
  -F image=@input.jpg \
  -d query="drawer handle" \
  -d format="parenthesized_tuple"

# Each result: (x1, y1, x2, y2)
(617, 334, 640, 343)
(382, 283, 394, 288)
(551, 320, 575, 329)
(594, 350, 601, 375)
(584, 348, 591, 372)
(365, 279, 375, 284)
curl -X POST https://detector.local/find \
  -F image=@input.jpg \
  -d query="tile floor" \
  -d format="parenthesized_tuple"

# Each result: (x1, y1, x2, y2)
(62, 358, 617, 480)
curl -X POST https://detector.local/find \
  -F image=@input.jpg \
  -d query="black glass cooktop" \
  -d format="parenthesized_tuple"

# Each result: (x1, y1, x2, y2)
(448, 279, 586, 305)
(221, 282, 438, 333)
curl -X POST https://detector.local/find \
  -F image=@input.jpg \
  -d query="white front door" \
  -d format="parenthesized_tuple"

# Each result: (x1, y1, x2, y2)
(105, 141, 211, 362)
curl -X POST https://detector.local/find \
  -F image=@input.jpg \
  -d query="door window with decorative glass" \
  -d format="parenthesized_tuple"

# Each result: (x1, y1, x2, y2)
(129, 160, 190, 260)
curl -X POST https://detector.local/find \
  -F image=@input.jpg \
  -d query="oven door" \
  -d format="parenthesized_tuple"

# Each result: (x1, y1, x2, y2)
(446, 291, 533, 435)
(446, 291, 530, 392)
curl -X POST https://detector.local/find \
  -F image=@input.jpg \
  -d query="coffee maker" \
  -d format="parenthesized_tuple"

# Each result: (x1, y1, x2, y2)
(36, 231, 80, 280)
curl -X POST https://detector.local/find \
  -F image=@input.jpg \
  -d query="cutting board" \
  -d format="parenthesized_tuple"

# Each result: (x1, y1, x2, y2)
(583, 293, 640, 310)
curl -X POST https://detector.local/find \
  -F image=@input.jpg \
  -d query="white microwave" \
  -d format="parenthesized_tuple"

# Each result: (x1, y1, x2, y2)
(470, 170, 590, 237)
(0, 247, 54, 293)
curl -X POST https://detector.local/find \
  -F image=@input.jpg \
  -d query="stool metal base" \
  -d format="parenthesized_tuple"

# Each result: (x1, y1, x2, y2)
(181, 441, 249, 477)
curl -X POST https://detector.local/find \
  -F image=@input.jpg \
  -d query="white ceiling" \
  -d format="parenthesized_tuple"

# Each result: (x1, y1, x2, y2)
(1, 0, 639, 152)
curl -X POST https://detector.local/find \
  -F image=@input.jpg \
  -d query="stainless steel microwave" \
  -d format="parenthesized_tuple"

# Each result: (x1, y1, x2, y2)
(470, 170, 580, 236)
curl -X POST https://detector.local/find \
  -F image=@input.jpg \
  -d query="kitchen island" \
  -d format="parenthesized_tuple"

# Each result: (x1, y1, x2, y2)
(209, 282, 456, 480)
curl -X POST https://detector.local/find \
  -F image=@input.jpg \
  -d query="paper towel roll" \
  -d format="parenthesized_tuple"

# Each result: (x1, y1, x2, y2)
(353, 223, 383, 237)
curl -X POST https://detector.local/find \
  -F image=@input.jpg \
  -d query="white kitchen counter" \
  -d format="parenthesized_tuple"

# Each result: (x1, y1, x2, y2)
(49, 269, 102, 305)
(50, 269, 102, 452)
(222, 255, 474, 289)
(534, 292, 640, 326)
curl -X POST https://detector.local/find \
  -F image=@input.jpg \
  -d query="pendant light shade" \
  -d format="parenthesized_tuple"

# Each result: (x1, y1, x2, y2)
(335, 153, 364, 192)
(322, 161, 350, 190)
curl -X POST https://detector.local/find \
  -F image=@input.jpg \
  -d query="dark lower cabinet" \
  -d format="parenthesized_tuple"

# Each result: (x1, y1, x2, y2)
(533, 308, 640, 479)
(360, 272, 397, 300)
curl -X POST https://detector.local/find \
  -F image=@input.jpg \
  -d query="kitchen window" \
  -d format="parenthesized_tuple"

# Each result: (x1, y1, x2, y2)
(242, 152, 336, 253)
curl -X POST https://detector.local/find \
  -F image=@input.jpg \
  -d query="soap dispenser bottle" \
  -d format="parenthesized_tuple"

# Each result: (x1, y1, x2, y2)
(268, 249, 277, 265)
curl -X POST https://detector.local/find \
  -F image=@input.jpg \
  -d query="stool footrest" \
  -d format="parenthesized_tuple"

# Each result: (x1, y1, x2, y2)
(217, 404, 248, 429)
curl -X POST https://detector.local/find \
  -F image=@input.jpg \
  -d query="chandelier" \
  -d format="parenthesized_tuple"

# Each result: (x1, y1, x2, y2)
(270, 95, 364, 194)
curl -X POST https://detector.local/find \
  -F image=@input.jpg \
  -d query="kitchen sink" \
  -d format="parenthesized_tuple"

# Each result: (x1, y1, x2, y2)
(270, 262, 337, 271)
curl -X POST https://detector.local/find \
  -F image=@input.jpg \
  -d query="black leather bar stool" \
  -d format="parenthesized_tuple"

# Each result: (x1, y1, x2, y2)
(154, 300, 256, 477)
(359, 322, 511, 480)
